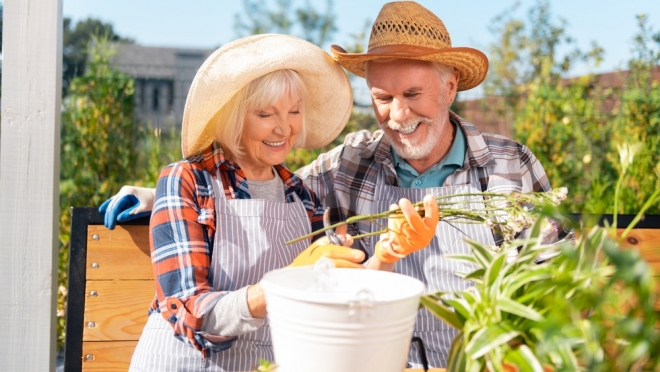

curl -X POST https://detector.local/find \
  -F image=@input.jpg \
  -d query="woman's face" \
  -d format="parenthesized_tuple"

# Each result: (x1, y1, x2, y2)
(239, 94, 303, 178)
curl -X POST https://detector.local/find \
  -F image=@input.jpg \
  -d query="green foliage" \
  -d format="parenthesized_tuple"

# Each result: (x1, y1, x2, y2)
(63, 17, 133, 93)
(484, 1, 660, 214)
(234, 0, 336, 47)
(285, 110, 378, 172)
(58, 35, 142, 351)
(423, 209, 660, 371)
(423, 149, 660, 371)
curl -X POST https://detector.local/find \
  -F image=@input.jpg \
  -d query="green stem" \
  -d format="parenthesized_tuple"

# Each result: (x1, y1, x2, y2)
(619, 186, 660, 241)
(612, 166, 626, 233)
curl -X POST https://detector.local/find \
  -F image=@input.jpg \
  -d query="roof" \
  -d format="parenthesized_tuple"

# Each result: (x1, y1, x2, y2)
(110, 43, 216, 80)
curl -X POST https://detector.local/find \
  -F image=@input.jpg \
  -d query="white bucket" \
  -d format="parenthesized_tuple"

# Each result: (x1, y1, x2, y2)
(260, 267, 425, 372)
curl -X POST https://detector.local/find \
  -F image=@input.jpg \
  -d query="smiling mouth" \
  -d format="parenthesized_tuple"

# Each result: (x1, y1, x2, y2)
(263, 140, 286, 147)
(396, 123, 420, 135)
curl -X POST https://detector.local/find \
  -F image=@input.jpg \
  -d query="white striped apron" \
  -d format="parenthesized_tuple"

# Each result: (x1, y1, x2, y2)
(129, 170, 311, 371)
(368, 166, 495, 368)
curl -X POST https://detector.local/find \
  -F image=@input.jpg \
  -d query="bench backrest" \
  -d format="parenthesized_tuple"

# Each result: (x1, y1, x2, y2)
(64, 207, 153, 372)
(63, 209, 660, 371)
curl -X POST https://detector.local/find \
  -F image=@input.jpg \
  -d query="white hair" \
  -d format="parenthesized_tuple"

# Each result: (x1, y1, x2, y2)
(212, 69, 308, 159)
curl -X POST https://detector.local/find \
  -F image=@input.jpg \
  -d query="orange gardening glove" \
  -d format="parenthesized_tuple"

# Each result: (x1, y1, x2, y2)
(375, 195, 439, 264)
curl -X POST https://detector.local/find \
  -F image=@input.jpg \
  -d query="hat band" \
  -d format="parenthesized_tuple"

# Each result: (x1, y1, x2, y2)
(367, 44, 448, 56)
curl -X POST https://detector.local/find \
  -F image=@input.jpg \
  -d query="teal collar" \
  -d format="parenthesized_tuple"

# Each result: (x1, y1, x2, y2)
(391, 121, 466, 174)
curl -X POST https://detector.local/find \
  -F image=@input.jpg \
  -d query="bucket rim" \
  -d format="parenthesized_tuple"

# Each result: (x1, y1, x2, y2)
(260, 267, 426, 305)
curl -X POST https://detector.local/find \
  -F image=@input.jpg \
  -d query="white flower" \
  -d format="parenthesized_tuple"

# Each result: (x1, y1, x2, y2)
(617, 142, 644, 171)
(488, 245, 501, 253)
(582, 154, 592, 164)
(541, 218, 558, 236)
(548, 187, 568, 204)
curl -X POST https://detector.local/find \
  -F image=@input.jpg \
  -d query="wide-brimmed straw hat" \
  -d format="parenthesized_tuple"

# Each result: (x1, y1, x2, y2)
(181, 34, 353, 157)
(331, 1, 488, 91)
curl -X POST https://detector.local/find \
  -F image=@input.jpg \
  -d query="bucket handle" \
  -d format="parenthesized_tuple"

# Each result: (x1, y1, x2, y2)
(410, 336, 429, 372)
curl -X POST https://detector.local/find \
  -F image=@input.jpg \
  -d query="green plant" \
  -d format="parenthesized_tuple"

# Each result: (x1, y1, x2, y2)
(482, 1, 660, 216)
(422, 215, 659, 371)
(58, 34, 142, 351)
(288, 188, 568, 245)
(421, 145, 660, 371)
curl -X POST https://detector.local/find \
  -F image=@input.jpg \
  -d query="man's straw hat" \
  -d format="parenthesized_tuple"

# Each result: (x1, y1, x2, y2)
(181, 34, 353, 158)
(331, 1, 488, 91)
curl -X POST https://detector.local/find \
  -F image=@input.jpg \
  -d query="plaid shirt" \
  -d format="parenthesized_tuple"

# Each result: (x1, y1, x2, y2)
(149, 142, 324, 357)
(295, 112, 552, 252)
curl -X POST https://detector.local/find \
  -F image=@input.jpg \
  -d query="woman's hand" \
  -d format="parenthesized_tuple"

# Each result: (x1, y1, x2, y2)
(375, 194, 439, 264)
(288, 225, 364, 268)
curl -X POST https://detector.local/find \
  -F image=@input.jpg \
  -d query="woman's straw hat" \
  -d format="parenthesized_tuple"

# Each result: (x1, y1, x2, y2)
(331, 1, 488, 91)
(181, 34, 353, 157)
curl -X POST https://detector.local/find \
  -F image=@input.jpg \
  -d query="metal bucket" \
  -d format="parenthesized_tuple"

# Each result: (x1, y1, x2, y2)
(260, 266, 425, 372)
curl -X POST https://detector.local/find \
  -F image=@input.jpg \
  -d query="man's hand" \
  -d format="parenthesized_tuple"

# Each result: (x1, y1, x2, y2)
(375, 194, 439, 264)
(99, 186, 156, 230)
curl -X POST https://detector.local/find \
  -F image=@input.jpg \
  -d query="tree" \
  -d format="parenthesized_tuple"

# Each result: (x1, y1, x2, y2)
(611, 14, 660, 214)
(63, 17, 133, 93)
(58, 34, 142, 350)
(484, 0, 660, 214)
(234, 0, 336, 47)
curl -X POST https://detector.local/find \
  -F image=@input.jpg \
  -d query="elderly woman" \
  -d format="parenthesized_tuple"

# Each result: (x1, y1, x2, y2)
(124, 34, 437, 372)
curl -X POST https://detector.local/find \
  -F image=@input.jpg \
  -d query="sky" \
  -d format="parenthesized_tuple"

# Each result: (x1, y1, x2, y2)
(61, 0, 659, 78)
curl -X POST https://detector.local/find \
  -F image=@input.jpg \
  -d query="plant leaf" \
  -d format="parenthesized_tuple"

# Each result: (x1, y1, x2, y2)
(503, 344, 545, 372)
(446, 333, 467, 372)
(420, 295, 464, 329)
(444, 254, 479, 265)
(464, 322, 520, 358)
(496, 297, 544, 321)
(486, 251, 509, 298)
(502, 266, 553, 296)
(464, 268, 486, 280)
(443, 297, 472, 321)
(464, 239, 494, 268)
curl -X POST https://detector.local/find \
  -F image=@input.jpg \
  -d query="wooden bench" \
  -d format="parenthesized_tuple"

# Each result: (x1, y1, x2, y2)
(63, 208, 660, 371)
(64, 207, 152, 372)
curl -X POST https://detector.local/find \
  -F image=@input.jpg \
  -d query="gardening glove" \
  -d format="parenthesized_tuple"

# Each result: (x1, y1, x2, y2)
(289, 224, 363, 268)
(99, 186, 156, 230)
(375, 195, 439, 264)
(288, 239, 365, 268)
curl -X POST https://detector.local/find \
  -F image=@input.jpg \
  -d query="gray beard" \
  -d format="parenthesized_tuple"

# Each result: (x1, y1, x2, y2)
(382, 115, 446, 160)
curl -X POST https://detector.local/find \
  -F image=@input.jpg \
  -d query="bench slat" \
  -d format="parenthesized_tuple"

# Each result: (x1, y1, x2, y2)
(616, 228, 660, 269)
(83, 280, 154, 341)
(86, 225, 152, 280)
(82, 340, 137, 372)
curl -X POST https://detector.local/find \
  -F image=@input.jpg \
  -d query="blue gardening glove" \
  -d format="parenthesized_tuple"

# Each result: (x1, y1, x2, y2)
(99, 186, 156, 230)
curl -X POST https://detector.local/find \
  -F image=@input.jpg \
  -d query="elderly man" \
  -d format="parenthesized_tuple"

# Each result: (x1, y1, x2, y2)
(296, 1, 551, 367)
(101, 2, 551, 368)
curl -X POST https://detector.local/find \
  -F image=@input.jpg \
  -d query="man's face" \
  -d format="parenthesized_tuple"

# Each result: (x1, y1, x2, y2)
(366, 59, 458, 161)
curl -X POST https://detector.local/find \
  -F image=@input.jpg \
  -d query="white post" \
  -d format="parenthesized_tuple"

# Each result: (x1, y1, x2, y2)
(0, 0, 63, 370)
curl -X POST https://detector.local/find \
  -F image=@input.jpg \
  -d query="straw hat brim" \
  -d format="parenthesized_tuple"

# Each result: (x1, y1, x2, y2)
(331, 45, 488, 91)
(181, 34, 353, 158)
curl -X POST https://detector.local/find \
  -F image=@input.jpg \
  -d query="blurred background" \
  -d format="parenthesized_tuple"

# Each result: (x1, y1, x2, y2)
(1, 0, 658, 359)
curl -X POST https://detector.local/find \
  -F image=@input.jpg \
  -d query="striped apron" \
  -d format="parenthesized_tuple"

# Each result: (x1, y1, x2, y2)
(129, 170, 311, 371)
(368, 165, 495, 368)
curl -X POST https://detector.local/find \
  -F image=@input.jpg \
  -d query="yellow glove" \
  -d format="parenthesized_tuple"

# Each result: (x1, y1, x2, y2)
(375, 194, 439, 264)
(289, 224, 364, 268)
